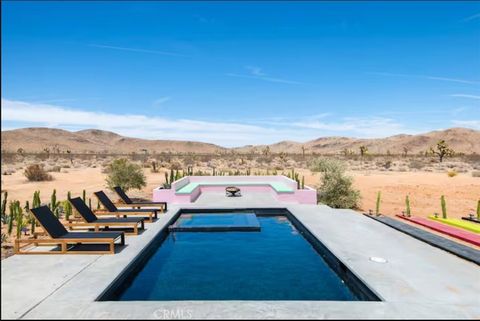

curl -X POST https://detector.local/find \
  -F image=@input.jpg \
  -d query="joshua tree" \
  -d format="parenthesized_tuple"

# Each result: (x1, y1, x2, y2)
(262, 146, 270, 156)
(140, 148, 148, 163)
(359, 145, 368, 158)
(402, 146, 410, 158)
(430, 140, 454, 163)
(301, 145, 306, 158)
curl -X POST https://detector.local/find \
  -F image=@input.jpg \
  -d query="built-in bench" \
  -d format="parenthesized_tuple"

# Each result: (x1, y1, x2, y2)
(175, 181, 294, 194)
(153, 175, 317, 204)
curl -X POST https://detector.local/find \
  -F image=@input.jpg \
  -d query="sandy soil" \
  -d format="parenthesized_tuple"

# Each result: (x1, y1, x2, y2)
(2, 165, 479, 259)
(2, 167, 478, 219)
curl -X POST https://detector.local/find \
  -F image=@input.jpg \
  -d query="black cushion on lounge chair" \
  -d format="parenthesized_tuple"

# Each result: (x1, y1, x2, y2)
(114, 186, 133, 204)
(69, 197, 98, 223)
(60, 231, 124, 239)
(94, 191, 118, 212)
(114, 186, 166, 209)
(30, 206, 68, 238)
(95, 191, 158, 214)
(70, 197, 144, 225)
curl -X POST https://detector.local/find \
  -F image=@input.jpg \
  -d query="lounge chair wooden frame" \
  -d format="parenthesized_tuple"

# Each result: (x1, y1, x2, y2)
(94, 191, 159, 223)
(15, 237, 122, 255)
(68, 197, 145, 235)
(94, 210, 155, 223)
(113, 186, 167, 211)
(64, 221, 142, 236)
(15, 206, 125, 255)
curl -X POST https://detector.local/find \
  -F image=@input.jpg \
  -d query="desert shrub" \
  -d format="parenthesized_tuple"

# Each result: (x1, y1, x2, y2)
(169, 160, 183, 170)
(310, 158, 360, 209)
(24, 164, 53, 181)
(408, 160, 424, 170)
(46, 165, 61, 172)
(472, 171, 480, 178)
(383, 160, 392, 169)
(105, 158, 146, 192)
(447, 170, 457, 177)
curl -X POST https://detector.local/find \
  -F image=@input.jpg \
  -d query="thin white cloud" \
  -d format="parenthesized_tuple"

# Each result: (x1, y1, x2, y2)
(2, 99, 436, 146)
(226, 73, 302, 85)
(153, 97, 171, 107)
(1, 99, 297, 147)
(463, 12, 480, 22)
(450, 94, 480, 100)
(226, 66, 303, 85)
(452, 120, 480, 130)
(88, 44, 187, 57)
(245, 66, 266, 77)
(368, 72, 480, 85)
(291, 117, 409, 138)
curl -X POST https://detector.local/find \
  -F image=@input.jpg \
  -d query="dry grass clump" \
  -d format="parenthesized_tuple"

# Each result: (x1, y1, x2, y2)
(46, 165, 61, 172)
(447, 170, 458, 177)
(24, 164, 53, 181)
(408, 159, 425, 170)
(472, 171, 480, 178)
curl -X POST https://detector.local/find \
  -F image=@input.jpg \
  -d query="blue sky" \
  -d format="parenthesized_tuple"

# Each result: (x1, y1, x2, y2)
(2, 1, 480, 147)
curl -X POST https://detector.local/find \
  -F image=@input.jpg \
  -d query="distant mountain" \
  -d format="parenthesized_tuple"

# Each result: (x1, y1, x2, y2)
(1, 127, 479, 155)
(1, 128, 225, 154)
(235, 128, 480, 155)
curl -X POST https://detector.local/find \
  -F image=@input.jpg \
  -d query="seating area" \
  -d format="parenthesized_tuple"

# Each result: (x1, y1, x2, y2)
(428, 216, 480, 233)
(14, 189, 167, 255)
(153, 175, 317, 204)
(396, 215, 480, 247)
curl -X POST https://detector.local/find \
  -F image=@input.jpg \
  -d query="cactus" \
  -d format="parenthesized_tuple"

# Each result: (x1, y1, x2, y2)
(32, 190, 41, 209)
(15, 202, 25, 239)
(88, 198, 92, 209)
(24, 200, 35, 234)
(301, 176, 305, 189)
(164, 172, 169, 188)
(63, 199, 72, 221)
(50, 189, 60, 217)
(476, 199, 479, 220)
(170, 169, 174, 185)
(82, 189, 86, 202)
(405, 195, 411, 217)
(441, 195, 447, 219)
(375, 191, 381, 216)
(7, 202, 15, 235)
(1, 191, 7, 220)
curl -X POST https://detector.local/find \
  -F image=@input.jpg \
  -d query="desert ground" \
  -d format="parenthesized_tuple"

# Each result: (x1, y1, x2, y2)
(1, 152, 479, 259)
(2, 166, 479, 218)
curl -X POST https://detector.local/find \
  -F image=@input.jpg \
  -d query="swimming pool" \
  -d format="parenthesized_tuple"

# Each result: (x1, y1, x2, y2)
(100, 209, 379, 301)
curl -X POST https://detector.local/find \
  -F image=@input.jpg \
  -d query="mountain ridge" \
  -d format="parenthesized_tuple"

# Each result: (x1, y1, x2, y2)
(1, 127, 479, 155)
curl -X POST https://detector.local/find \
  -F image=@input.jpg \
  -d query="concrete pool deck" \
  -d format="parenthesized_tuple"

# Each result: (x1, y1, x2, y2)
(2, 194, 479, 319)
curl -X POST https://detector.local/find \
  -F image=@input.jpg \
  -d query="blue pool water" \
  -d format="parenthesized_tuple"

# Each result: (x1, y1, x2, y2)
(112, 214, 360, 301)
(171, 213, 260, 231)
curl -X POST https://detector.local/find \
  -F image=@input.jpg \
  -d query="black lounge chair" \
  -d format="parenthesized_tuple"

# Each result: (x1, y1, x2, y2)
(15, 206, 124, 255)
(69, 197, 145, 235)
(113, 186, 167, 211)
(94, 191, 159, 223)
